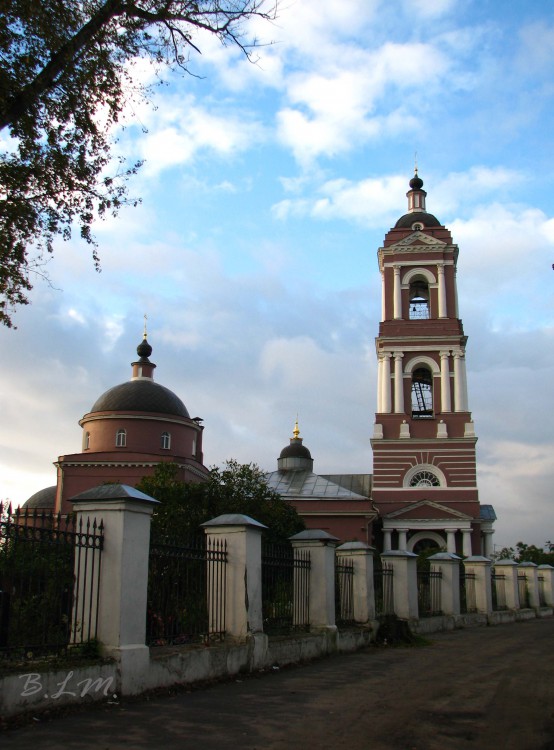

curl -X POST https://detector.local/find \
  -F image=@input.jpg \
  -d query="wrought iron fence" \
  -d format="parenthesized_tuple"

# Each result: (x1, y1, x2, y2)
(491, 570, 507, 611)
(417, 570, 442, 617)
(460, 567, 477, 614)
(261, 542, 310, 634)
(0, 502, 103, 661)
(518, 575, 530, 608)
(538, 575, 546, 607)
(374, 563, 394, 616)
(335, 558, 355, 626)
(147, 532, 227, 646)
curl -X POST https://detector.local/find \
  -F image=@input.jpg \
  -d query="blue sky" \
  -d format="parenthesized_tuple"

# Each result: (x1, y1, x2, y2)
(2, 0, 554, 550)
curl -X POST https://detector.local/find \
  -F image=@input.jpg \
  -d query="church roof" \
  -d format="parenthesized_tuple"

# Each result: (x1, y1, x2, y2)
(22, 485, 56, 509)
(266, 470, 370, 501)
(90, 379, 190, 417)
(394, 211, 442, 228)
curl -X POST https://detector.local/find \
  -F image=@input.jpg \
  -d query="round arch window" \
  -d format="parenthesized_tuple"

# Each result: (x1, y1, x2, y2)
(409, 470, 440, 487)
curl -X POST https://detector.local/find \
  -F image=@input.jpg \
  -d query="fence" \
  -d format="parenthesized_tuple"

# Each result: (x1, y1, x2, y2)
(0, 502, 103, 661)
(518, 574, 530, 608)
(538, 575, 546, 607)
(492, 570, 507, 611)
(147, 532, 227, 646)
(460, 567, 477, 614)
(374, 563, 394, 616)
(261, 542, 310, 634)
(335, 557, 355, 626)
(417, 570, 442, 617)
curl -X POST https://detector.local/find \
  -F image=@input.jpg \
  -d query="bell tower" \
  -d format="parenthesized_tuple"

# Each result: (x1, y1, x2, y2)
(370, 171, 495, 557)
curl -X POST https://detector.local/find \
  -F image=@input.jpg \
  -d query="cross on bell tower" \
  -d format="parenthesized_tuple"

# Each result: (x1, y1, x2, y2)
(370, 172, 495, 557)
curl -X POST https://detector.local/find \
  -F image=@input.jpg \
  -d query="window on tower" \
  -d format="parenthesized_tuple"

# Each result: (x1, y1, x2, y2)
(116, 428, 127, 447)
(161, 431, 171, 450)
(409, 470, 440, 487)
(411, 367, 433, 418)
(409, 278, 430, 319)
(83, 431, 90, 450)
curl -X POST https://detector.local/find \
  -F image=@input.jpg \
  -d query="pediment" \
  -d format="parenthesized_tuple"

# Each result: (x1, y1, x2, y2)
(392, 232, 447, 248)
(384, 500, 473, 521)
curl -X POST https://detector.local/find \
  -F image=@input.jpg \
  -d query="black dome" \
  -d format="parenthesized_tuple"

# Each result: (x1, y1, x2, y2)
(23, 486, 56, 510)
(394, 211, 442, 229)
(90, 379, 190, 418)
(280, 439, 312, 460)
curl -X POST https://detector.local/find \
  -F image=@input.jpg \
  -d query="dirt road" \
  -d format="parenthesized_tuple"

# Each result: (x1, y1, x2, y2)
(3, 617, 554, 750)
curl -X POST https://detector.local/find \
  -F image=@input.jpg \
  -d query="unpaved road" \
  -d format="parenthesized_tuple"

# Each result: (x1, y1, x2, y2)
(3, 618, 554, 750)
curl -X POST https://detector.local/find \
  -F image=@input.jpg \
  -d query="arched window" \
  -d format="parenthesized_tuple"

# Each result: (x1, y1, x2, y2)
(83, 431, 90, 450)
(411, 367, 433, 418)
(409, 278, 430, 319)
(116, 428, 126, 447)
(161, 431, 171, 450)
(409, 470, 440, 487)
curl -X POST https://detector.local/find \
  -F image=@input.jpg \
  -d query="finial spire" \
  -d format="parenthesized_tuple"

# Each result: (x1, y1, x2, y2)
(414, 151, 418, 174)
(292, 417, 300, 440)
(143, 313, 148, 339)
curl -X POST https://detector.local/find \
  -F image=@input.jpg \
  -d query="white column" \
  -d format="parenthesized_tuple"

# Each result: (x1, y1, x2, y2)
(453, 351, 464, 412)
(393, 352, 404, 414)
(437, 264, 447, 318)
(460, 353, 469, 411)
(336, 542, 376, 622)
(482, 530, 494, 558)
(72, 484, 158, 695)
(290, 529, 339, 631)
(377, 354, 383, 413)
(393, 265, 402, 319)
(202, 513, 266, 639)
(380, 551, 419, 620)
(440, 351, 451, 413)
(493, 559, 520, 610)
(383, 529, 392, 552)
(446, 528, 458, 554)
(454, 267, 460, 318)
(463, 556, 493, 615)
(381, 271, 386, 322)
(429, 553, 461, 616)
(518, 562, 540, 609)
(397, 528, 408, 551)
(462, 528, 473, 557)
(381, 353, 392, 413)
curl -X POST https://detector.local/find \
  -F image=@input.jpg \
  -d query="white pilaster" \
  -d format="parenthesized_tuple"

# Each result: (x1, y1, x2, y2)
(381, 271, 386, 322)
(538, 565, 554, 607)
(463, 556, 492, 615)
(382, 353, 392, 414)
(393, 352, 405, 413)
(453, 351, 464, 412)
(336, 542, 376, 622)
(493, 559, 520, 610)
(518, 562, 540, 609)
(437, 264, 447, 318)
(429, 553, 461, 616)
(393, 265, 402, 319)
(439, 350, 451, 413)
(380, 550, 419, 620)
(290, 529, 339, 631)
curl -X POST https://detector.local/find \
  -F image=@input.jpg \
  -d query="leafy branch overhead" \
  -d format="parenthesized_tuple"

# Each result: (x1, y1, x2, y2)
(0, 0, 276, 327)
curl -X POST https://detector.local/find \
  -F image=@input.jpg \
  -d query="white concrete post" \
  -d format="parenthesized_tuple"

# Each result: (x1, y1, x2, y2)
(290, 530, 339, 631)
(380, 550, 419, 620)
(428, 553, 461, 616)
(463, 556, 492, 615)
(493, 559, 520, 610)
(71, 484, 158, 694)
(538, 565, 554, 606)
(202, 514, 266, 640)
(518, 562, 540, 609)
(336, 542, 376, 623)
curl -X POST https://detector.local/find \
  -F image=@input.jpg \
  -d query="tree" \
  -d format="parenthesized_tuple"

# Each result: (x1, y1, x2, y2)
(136, 459, 305, 543)
(0, 0, 276, 327)
(492, 541, 554, 566)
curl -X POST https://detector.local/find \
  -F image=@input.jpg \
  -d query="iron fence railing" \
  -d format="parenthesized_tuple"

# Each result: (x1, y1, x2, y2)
(460, 567, 477, 614)
(374, 563, 394, 616)
(335, 558, 355, 626)
(491, 571, 507, 611)
(261, 542, 310, 634)
(147, 532, 227, 646)
(0, 502, 103, 661)
(417, 570, 442, 617)
(518, 575, 530, 608)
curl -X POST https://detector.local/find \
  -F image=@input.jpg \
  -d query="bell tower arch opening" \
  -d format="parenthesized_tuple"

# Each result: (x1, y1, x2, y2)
(409, 277, 430, 319)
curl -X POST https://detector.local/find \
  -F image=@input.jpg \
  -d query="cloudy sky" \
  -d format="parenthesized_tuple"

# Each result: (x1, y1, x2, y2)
(2, 0, 554, 550)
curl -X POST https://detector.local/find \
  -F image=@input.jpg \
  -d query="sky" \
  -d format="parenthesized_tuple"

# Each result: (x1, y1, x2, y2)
(1, 0, 554, 551)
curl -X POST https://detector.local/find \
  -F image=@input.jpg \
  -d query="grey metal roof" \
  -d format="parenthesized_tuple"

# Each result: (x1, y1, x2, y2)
(89, 379, 190, 418)
(22, 485, 56, 509)
(394, 211, 441, 228)
(265, 470, 369, 500)
(479, 504, 497, 521)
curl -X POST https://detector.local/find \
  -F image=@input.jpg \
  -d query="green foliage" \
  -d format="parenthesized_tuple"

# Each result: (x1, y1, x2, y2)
(0, 0, 275, 327)
(137, 459, 305, 543)
(493, 541, 554, 566)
